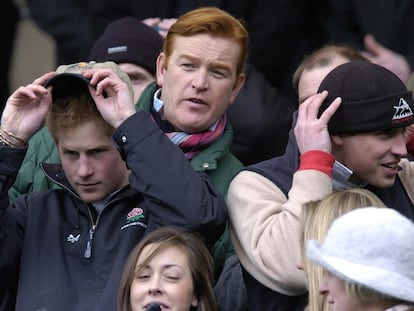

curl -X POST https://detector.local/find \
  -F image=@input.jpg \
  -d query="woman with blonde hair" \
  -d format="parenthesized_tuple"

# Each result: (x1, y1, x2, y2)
(301, 188, 386, 311)
(307, 207, 414, 311)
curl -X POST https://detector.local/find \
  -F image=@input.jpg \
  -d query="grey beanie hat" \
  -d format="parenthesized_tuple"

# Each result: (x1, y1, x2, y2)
(307, 207, 414, 303)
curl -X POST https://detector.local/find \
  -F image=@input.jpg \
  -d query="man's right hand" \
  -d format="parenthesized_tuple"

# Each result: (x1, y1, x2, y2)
(1, 71, 55, 143)
(294, 91, 341, 155)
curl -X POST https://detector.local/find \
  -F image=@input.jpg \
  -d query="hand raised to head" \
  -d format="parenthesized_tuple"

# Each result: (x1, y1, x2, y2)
(84, 68, 136, 129)
(1, 71, 55, 143)
(294, 91, 341, 155)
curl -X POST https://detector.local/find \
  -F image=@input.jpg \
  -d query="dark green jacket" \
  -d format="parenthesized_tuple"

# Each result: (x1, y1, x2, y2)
(9, 82, 243, 272)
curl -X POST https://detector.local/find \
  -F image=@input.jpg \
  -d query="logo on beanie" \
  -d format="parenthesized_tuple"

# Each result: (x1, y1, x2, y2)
(392, 98, 414, 123)
(107, 45, 128, 55)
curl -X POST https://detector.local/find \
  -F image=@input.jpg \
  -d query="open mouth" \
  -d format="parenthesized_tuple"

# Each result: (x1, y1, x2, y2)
(188, 97, 207, 105)
(382, 162, 399, 169)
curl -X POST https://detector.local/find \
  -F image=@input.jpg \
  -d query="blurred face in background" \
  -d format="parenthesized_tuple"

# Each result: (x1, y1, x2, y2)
(297, 56, 349, 104)
(119, 63, 155, 103)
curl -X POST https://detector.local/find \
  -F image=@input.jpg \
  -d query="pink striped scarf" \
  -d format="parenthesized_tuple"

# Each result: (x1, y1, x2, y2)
(165, 115, 227, 160)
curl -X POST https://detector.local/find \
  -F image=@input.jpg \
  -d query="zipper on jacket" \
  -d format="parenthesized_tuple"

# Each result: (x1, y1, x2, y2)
(84, 204, 98, 259)
(84, 225, 96, 259)
(83, 195, 124, 259)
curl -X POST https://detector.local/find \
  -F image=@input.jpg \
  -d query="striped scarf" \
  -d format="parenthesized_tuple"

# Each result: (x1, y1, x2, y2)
(150, 107, 227, 160)
(166, 115, 227, 159)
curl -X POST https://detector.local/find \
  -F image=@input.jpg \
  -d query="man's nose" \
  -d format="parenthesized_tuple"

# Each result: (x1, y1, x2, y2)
(191, 70, 208, 90)
(77, 155, 93, 177)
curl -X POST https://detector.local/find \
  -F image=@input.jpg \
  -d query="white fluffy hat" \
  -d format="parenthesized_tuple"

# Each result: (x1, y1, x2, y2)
(307, 207, 414, 303)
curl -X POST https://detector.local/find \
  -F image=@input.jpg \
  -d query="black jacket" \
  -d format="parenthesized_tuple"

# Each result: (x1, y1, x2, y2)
(0, 111, 227, 311)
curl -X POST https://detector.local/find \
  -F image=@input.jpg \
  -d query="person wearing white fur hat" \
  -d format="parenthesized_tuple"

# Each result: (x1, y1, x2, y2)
(307, 207, 414, 311)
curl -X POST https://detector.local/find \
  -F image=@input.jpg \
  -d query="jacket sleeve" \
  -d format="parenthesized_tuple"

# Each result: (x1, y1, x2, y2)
(112, 111, 228, 248)
(0, 146, 27, 207)
(227, 169, 333, 295)
(8, 127, 60, 203)
(0, 145, 28, 285)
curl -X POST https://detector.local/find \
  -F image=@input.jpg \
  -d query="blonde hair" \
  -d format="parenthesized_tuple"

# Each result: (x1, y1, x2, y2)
(301, 188, 386, 311)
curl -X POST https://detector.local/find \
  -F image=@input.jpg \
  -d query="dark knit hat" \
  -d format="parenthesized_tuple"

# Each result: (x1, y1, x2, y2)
(318, 61, 414, 134)
(88, 17, 164, 75)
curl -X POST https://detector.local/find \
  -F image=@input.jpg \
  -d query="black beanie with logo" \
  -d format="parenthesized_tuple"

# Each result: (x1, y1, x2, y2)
(88, 17, 164, 75)
(318, 61, 414, 134)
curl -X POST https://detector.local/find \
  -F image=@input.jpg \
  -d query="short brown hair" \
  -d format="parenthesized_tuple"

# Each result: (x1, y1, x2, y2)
(292, 45, 367, 93)
(46, 93, 114, 144)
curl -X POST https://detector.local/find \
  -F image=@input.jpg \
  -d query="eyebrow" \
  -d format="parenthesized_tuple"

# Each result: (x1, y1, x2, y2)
(179, 54, 232, 72)
(163, 264, 184, 269)
(139, 263, 185, 271)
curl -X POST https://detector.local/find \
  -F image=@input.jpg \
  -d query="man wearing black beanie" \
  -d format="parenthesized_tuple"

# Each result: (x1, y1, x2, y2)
(227, 60, 414, 310)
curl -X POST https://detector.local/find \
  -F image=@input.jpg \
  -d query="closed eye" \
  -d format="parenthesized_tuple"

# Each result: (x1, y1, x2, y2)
(136, 273, 150, 280)
(164, 275, 180, 282)
(180, 63, 196, 71)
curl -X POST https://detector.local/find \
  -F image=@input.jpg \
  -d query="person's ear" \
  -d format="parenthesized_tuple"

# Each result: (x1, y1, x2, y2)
(156, 52, 167, 86)
(228, 73, 245, 106)
(331, 134, 344, 146)
(191, 295, 198, 307)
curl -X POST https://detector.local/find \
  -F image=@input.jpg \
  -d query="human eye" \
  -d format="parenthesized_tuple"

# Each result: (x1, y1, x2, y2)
(376, 128, 403, 139)
(211, 70, 226, 79)
(180, 62, 195, 71)
(62, 149, 78, 159)
(88, 148, 108, 157)
(136, 270, 151, 281)
(136, 274, 150, 281)
(178, 57, 196, 70)
(92, 148, 105, 154)
(164, 273, 180, 282)
(210, 66, 230, 79)
(129, 77, 144, 85)
(128, 73, 152, 86)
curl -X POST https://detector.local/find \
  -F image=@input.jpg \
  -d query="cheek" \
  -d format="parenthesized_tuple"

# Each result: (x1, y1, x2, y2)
(60, 159, 77, 177)
(129, 280, 145, 307)
(210, 87, 232, 112)
(107, 152, 125, 167)
(167, 281, 195, 305)
(340, 141, 370, 166)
